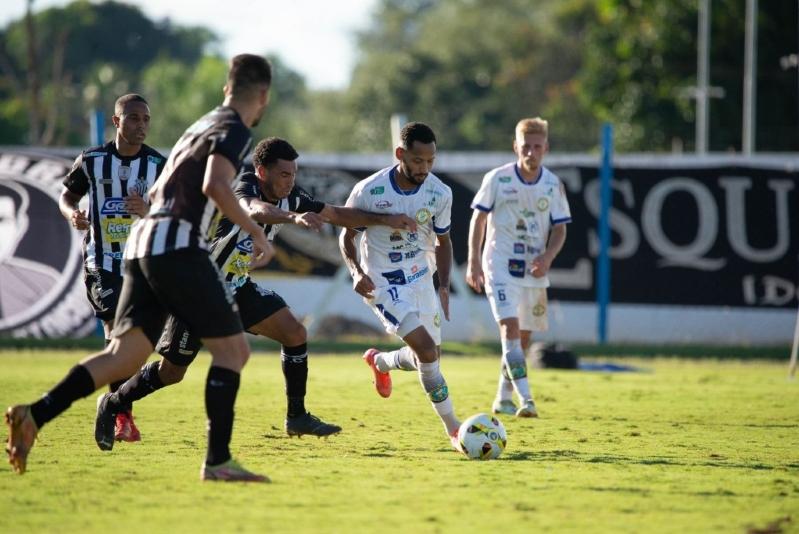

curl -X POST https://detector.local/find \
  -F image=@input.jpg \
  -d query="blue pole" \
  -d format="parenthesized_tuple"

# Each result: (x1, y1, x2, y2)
(597, 123, 613, 344)
(89, 109, 105, 146)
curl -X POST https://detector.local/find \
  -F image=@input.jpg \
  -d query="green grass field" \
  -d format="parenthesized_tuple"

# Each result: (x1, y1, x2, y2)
(0, 350, 797, 533)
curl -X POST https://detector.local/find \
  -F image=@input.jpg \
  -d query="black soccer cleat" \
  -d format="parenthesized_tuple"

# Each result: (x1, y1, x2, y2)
(95, 393, 118, 451)
(285, 412, 342, 438)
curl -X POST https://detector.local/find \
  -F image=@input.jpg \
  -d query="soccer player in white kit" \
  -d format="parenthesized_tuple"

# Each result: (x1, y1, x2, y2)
(466, 117, 571, 418)
(339, 122, 462, 451)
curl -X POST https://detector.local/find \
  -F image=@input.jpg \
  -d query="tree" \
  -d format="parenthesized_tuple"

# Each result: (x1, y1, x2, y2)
(0, 0, 216, 145)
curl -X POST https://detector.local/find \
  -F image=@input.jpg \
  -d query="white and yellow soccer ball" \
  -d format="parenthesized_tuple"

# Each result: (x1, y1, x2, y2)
(457, 413, 507, 460)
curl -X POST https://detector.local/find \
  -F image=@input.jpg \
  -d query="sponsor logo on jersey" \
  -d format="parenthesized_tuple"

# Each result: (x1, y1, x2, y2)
(533, 303, 546, 316)
(502, 188, 518, 195)
(415, 208, 431, 224)
(404, 248, 421, 259)
(236, 237, 253, 253)
(406, 266, 429, 284)
(537, 197, 550, 211)
(103, 251, 124, 260)
(381, 270, 407, 285)
(433, 313, 441, 328)
(104, 220, 132, 242)
(521, 208, 535, 218)
(370, 186, 385, 195)
(513, 243, 525, 254)
(375, 200, 392, 209)
(407, 232, 418, 242)
(508, 259, 526, 278)
(84, 151, 107, 158)
(127, 178, 148, 197)
(147, 155, 163, 165)
(499, 176, 511, 183)
(389, 231, 403, 242)
(100, 197, 128, 215)
(389, 252, 402, 263)
(516, 218, 526, 231)
(118, 165, 132, 180)
(527, 246, 541, 255)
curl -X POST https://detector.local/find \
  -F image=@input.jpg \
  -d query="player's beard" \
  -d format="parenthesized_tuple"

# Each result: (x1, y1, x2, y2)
(400, 163, 426, 185)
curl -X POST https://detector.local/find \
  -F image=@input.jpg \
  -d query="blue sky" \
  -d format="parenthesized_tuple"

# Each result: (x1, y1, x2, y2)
(2, 0, 378, 89)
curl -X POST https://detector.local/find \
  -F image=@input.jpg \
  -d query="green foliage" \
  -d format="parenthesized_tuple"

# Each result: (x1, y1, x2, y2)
(0, 0, 795, 151)
(0, 0, 216, 146)
(0, 351, 797, 532)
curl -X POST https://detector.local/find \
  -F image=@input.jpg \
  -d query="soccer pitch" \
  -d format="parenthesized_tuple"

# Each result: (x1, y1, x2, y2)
(0, 350, 797, 533)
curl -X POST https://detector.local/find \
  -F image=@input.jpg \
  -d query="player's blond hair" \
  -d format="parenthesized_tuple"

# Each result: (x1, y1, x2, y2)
(515, 117, 548, 139)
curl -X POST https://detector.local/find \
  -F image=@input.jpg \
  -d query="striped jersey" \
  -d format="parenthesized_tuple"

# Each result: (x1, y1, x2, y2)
(212, 172, 325, 291)
(125, 106, 252, 259)
(471, 162, 571, 288)
(345, 165, 452, 288)
(63, 141, 165, 275)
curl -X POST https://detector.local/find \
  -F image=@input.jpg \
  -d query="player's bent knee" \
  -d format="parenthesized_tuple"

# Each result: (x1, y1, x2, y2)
(159, 361, 188, 385)
(283, 322, 307, 347)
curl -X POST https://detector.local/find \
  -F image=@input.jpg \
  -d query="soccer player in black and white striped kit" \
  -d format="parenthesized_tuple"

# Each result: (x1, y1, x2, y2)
(6, 54, 273, 482)
(94, 137, 417, 443)
(59, 93, 166, 444)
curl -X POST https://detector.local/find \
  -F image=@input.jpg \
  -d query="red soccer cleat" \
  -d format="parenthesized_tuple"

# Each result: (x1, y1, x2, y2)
(362, 348, 392, 398)
(115, 411, 141, 442)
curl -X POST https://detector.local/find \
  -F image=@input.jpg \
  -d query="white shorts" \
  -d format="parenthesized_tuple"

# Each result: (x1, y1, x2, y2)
(366, 278, 442, 345)
(485, 281, 549, 332)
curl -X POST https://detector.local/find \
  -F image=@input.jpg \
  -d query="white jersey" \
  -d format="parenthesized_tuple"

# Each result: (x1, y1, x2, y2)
(471, 162, 571, 288)
(346, 165, 452, 288)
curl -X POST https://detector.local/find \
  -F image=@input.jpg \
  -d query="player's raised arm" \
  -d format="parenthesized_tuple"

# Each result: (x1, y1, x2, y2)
(466, 209, 488, 293)
(318, 205, 417, 232)
(338, 226, 375, 298)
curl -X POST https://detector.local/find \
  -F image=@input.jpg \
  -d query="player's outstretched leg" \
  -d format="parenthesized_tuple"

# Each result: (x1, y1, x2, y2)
(5, 405, 38, 474)
(363, 348, 392, 398)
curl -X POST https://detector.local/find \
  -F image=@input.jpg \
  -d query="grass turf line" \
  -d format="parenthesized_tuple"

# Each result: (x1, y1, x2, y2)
(0, 349, 797, 533)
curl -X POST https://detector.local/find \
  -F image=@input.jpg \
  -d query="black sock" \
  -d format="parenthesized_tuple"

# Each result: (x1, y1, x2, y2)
(104, 338, 134, 411)
(204, 366, 240, 466)
(111, 361, 165, 412)
(29, 365, 96, 428)
(282, 343, 308, 418)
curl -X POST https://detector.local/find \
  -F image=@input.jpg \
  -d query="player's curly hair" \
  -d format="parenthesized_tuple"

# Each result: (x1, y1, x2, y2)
(400, 122, 436, 149)
(252, 137, 299, 168)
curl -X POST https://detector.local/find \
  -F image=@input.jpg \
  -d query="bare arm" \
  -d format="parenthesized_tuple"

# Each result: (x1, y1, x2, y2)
(59, 187, 89, 230)
(465, 209, 488, 292)
(338, 227, 375, 298)
(435, 232, 453, 321)
(202, 154, 269, 256)
(243, 197, 309, 225)
(320, 205, 417, 232)
(532, 223, 567, 278)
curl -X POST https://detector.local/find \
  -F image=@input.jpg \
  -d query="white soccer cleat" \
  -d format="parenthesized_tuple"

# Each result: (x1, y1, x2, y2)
(515, 399, 538, 418)
(491, 399, 517, 416)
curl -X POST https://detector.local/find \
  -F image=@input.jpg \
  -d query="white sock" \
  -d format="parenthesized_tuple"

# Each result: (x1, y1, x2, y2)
(496, 362, 514, 402)
(418, 360, 460, 435)
(502, 337, 532, 402)
(375, 346, 417, 373)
